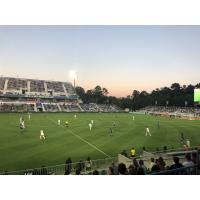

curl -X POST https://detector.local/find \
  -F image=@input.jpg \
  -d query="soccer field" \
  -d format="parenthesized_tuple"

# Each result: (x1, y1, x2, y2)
(0, 112, 200, 172)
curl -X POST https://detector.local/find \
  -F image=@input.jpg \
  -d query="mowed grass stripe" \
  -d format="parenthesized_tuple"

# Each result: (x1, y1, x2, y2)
(45, 115, 111, 158)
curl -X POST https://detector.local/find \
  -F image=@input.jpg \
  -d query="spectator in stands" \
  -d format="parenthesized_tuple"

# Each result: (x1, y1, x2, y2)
(132, 158, 139, 170)
(148, 158, 155, 172)
(183, 154, 194, 167)
(170, 157, 183, 170)
(118, 163, 127, 175)
(75, 168, 81, 175)
(183, 145, 189, 151)
(65, 158, 72, 174)
(157, 157, 166, 171)
(85, 157, 92, 171)
(128, 165, 137, 175)
(137, 160, 148, 175)
(183, 154, 195, 174)
(151, 159, 160, 173)
(107, 166, 114, 175)
(93, 170, 99, 175)
(111, 162, 118, 175)
(169, 157, 183, 175)
(64, 169, 70, 175)
(191, 153, 198, 165)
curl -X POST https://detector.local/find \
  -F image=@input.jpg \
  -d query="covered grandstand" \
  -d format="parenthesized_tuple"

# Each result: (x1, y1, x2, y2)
(0, 77, 122, 113)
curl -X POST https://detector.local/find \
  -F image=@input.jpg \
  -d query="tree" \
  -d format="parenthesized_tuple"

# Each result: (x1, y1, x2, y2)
(75, 86, 85, 102)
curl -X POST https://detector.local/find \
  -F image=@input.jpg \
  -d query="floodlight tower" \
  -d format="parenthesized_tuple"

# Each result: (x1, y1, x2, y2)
(70, 70, 77, 89)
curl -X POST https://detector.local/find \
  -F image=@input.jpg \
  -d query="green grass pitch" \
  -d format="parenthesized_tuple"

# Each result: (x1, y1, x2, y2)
(0, 112, 200, 172)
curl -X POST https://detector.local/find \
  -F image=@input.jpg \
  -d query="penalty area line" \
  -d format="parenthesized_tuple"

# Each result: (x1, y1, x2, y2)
(46, 116, 111, 158)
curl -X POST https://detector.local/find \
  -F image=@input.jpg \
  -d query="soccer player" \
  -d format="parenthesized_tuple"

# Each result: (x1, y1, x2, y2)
(145, 127, 151, 136)
(109, 127, 113, 136)
(22, 120, 25, 129)
(132, 116, 135, 121)
(20, 120, 25, 133)
(65, 121, 69, 127)
(89, 123, 92, 131)
(112, 122, 116, 128)
(91, 120, 94, 126)
(40, 130, 45, 142)
(74, 114, 77, 119)
(28, 113, 31, 120)
(58, 119, 61, 125)
(19, 116, 23, 124)
(186, 139, 191, 148)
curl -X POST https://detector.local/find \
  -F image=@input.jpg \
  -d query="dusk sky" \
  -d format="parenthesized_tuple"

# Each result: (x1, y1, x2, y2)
(0, 26, 200, 97)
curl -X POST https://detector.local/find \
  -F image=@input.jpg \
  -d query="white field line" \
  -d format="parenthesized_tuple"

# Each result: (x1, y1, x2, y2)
(46, 116, 111, 158)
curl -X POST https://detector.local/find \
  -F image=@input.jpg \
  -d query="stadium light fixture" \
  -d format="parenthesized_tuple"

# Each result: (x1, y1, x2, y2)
(69, 70, 77, 88)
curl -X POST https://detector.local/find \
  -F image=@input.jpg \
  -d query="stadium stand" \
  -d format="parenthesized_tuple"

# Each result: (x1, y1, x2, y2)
(0, 77, 122, 113)
(46, 81, 65, 93)
(43, 103, 60, 112)
(81, 103, 100, 112)
(7, 78, 27, 90)
(1, 147, 199, 175)
(139, 106, 200, 119)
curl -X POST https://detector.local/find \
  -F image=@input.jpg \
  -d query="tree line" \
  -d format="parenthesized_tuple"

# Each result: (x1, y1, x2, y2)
(75, 83, 200, 110)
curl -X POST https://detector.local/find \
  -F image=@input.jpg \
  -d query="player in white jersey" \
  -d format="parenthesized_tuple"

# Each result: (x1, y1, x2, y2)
(89, 123, 92, 131)
(20, 116, 23, 124)
(145, 127, 151, 136)
(74, 114, 77, 119)
(20, 120, 25, 133)
(40, 130, 46, 142)
(186, 139, 190, 148)
(58, 119, 61, 125)
(132, 116, 135, 121)
(22, 120, 25, 129)
(28, 113, 31, 120)
(91, 120, 94, 126)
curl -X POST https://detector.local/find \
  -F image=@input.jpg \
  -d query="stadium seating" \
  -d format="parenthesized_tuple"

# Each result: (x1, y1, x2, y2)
(46, 81, 65, 93)
(0, 103, 35, 112)
(139, 106, 200, 118)
(0, 77, 122, 113)
(43, 103, 60, 112)
(81, 103, 100, 112)
(7, 78, 27, 90)
(30, 80, 45, 93)
(0, 77, 75, 97)
(59, 104, 82, 112)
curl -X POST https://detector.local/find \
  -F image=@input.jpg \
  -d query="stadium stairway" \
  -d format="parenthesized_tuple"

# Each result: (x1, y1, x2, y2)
(4, 79, 8, 91)
(57, 104, 62, 111)
(78, 104, 84, 111)
(41, 103, 46, 112)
